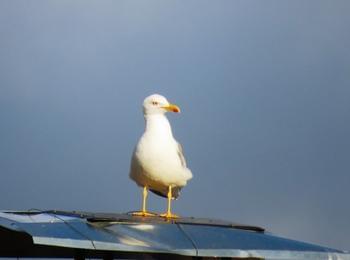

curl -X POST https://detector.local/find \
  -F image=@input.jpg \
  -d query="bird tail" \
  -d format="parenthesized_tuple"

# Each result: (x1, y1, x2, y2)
(150, 187, 181, 199)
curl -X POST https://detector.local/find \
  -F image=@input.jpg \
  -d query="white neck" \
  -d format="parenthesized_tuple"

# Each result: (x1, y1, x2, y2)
(144, 114, 173, 138)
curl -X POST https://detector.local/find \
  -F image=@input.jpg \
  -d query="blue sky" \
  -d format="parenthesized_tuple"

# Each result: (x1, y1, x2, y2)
(0, 0, 349, 250)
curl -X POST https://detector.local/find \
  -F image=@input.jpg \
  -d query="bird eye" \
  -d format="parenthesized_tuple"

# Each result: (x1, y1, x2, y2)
(152, 101, 159, 105)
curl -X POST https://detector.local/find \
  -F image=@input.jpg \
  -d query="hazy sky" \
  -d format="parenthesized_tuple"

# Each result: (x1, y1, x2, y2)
(0, 0, 349, 251)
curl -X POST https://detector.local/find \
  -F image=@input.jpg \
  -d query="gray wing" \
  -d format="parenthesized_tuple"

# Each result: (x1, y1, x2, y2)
(149, 142, 187, 199)
(177, 142, 187, 168)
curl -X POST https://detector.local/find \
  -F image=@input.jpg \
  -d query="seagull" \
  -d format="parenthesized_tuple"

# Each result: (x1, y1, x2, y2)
(130, 94, 193, 218)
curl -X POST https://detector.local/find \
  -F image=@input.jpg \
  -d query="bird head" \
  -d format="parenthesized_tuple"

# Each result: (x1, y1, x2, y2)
(143, 94, 180, 115)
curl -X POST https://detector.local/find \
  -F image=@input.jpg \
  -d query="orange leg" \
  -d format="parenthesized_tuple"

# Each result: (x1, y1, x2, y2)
(160, 186, 179, 218)
(132, 187, 156, 217)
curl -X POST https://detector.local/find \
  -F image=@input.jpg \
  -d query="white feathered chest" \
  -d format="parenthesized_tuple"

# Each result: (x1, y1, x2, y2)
(130, 114, 192, 188)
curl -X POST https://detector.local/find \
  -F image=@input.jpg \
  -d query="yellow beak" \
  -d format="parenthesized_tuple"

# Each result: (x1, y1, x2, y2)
(162, 103, 181, 113)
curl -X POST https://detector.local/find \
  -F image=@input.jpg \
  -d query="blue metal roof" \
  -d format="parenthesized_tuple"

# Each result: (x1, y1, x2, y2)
(0, 210, 349, 259)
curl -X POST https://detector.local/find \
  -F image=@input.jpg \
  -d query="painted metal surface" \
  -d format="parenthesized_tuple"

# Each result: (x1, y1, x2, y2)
(0, 210, 349, 259)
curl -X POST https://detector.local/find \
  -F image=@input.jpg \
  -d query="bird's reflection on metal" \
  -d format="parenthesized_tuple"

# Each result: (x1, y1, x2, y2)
(0, 210, 349, 259)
